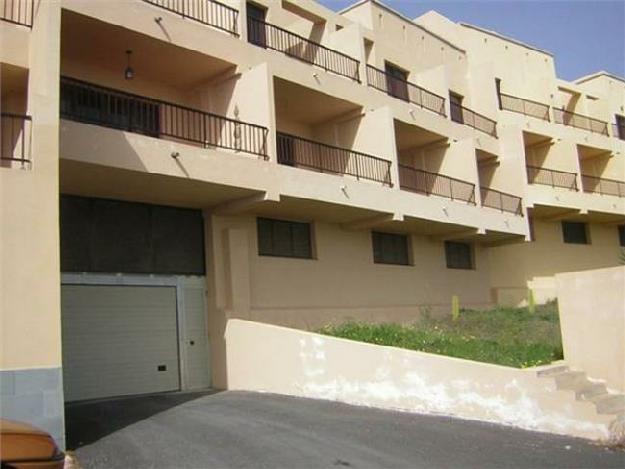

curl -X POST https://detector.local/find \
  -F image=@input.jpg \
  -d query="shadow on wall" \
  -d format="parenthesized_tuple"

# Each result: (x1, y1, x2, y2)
(64, 390, 219, 449)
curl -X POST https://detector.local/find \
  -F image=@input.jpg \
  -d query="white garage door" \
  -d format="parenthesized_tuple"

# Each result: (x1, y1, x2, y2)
(61, 285, 180, 402)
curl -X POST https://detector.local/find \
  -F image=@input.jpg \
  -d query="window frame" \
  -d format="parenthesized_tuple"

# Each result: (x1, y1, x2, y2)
(618, 224, 625, 247)
(561, 221, 590, 245)
(256, 217, 314, 260)
(371, 231, 411, 266)
(444, 241, 474, 270)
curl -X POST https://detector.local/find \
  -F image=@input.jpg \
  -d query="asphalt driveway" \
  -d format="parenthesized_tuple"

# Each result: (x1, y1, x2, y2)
(66, 390, 624, 469)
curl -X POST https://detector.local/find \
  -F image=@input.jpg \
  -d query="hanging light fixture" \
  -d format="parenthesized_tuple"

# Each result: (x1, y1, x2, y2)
(124, 50, 134, 80)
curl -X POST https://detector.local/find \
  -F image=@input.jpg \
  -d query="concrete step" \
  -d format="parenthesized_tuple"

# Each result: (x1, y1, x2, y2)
(592, 394, 625, 415)
(575, 382, 607, 401)
(535, 364, 569, 378)
(553, 371, 587, 390)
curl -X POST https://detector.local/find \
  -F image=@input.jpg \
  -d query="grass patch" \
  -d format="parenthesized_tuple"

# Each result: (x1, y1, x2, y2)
(318, 302, 563, 368)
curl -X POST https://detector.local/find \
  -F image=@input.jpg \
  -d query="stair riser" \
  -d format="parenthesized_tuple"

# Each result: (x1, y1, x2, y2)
(576, 387, 607, 400)
(536, 366, 569, 378)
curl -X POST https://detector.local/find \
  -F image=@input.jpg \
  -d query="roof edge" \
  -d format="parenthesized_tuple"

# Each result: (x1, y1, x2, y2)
(575, 71, 625, 85)
(459, 22, 553, 57)
(340, 0, 466, 54)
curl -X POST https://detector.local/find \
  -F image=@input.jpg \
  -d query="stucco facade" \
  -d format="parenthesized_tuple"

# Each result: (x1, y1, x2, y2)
(1, 0, 624, 447)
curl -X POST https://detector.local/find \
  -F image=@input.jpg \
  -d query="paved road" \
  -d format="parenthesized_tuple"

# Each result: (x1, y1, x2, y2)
(67, 390, 624, 469)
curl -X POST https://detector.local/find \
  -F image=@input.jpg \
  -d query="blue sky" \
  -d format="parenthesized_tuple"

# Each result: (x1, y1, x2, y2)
(317, 0, 625, 81)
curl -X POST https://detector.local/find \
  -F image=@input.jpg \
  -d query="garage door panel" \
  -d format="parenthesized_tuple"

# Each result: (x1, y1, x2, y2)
(182, 286, 210, 390)
(61, 285, 180, 402)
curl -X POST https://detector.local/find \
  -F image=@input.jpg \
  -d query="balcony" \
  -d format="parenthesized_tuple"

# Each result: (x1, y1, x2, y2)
(277, 132, 392, 186)
(246, 16, 360, 82)
(553, 109, 609, 136)
(581, 175, 625, 198)
(499, 93, 550, 122)
(365, 65, 446, 117)
(60, 77, 268, 158)
(480, 187, 523, 215)
(399, 165, 476, 204)
(141, 0, 238, 35)
(1, 112, 31, 166)
(1, 0, 33, 27)
(450, 102, 497, 138)
(526, 165, 578, 191)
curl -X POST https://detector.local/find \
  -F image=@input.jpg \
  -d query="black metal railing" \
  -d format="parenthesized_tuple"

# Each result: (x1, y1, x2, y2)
(499, 93, 550, 121)
(1, 0, 33, 26)
(480, 187, 523, 215)
(366, 65, 446, 117)
(1, 112, 32, 165)
(526, 165, 578, 191)
(613, 123, 625, 140)
(581, 175, 625, 198)
(277, 132, 391, 186)
(60, 77, 268, 158)
(142, 0, 238, 35)
(553, 108, 609, 136)
(450, 102, 497, 137)
(399, 164, 476, 204)
(247, 16, 360, 82)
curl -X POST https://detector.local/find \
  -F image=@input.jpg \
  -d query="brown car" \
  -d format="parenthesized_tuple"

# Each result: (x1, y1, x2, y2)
(0, 419, 65, 469)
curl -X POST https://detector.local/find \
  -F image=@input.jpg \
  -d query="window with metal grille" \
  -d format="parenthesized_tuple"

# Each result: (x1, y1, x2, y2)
(561, 221, 589, 244)
(445, 241, 473, 270)
(60, 195, 205, 274)
(372, 231, 410, 265)
(618, 225, 625, 247)
(257, 217, 312, 259)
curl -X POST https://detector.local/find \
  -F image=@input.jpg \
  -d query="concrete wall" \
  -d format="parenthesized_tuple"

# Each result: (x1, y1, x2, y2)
(0, 0, 65, 448)
(489, 219, 623, 305)
(208, 214, 493, 330)
(557, 267, 625, 393)
(225, 319, 615, 441)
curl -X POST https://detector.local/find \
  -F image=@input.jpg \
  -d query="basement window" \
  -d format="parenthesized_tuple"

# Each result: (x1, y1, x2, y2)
(372, 231, 410, 265)
(257, 217, 313, 259)
(561, 221, 589, 245)
(445, 241, 474, 270)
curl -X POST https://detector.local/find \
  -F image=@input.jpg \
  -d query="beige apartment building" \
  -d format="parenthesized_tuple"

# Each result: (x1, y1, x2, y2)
(1, 0, 623, 448)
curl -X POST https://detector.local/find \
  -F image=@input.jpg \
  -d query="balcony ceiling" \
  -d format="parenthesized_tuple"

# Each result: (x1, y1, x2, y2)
(274, 77, 361, 125)
(61, 10, 234, 90)
(522, 130, 552, 147)
(394, 120, 446, 151)
(0, 63, 28, 98)
(577, 144, 612, 159)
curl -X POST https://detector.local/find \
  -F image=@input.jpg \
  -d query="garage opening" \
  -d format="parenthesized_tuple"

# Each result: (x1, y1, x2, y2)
(60, 195, 209, 402)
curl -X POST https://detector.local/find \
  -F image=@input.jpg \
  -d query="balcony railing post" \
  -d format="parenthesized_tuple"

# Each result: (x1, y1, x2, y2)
(202, 112, 207, 148)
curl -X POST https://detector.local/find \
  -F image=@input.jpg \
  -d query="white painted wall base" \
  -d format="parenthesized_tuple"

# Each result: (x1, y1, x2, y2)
(225, 319, 618, 442)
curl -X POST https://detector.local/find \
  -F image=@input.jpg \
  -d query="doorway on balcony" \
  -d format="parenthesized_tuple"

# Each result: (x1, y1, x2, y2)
(246, 2, 267, 46)
(384, 61, 409, 102)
